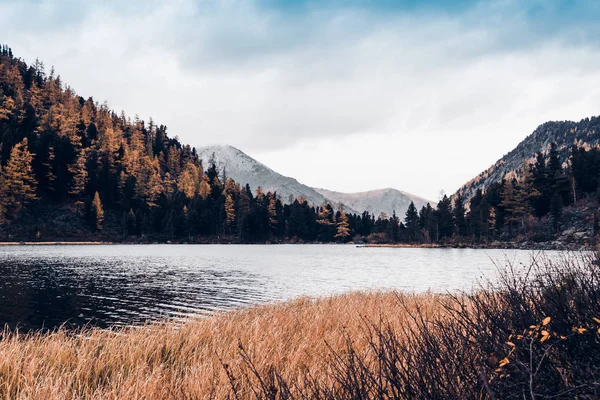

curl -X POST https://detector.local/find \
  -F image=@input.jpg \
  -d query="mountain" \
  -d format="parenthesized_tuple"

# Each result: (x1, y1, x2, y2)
(196, 145, 352, 211)
(198, 145, 433, 217)
(314, 188, 432, 218)
(456, 116, 600, 200)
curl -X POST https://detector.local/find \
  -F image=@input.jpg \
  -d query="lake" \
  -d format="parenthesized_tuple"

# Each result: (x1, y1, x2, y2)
(0, 244, 560, 330)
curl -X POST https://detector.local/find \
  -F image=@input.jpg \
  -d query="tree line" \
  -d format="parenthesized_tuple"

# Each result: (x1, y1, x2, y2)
(0, 45, 598, 244)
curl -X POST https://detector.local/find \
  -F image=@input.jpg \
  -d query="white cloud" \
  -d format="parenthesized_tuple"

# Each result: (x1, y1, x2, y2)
(2, 0, 600, 199)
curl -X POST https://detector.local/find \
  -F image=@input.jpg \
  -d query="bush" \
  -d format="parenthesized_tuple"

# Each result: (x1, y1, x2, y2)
(230, 252, 600, 399)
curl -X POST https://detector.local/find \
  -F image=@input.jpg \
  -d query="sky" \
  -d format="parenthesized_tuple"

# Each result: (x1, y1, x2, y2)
(2, 0, 600, 201)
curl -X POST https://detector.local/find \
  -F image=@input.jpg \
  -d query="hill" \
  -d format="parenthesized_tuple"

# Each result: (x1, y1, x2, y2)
(314, 187, 432, 218)
(456, 117, 600, 200)
(197, 145, 433, 217)
(196, 145, 349, 211)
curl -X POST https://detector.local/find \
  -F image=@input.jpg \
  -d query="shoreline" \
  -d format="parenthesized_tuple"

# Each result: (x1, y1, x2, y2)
(0, 240, 591, 250)
(0, 241, 113, 245)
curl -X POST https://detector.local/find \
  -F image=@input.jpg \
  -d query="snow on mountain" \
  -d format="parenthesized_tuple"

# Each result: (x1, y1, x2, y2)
(197, 145, 434, 217)
(313, 188, 433, 218)
(197, 145, 345, 211)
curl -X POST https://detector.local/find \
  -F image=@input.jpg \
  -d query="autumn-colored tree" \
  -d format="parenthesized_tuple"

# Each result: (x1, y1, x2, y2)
(69, 149, 88, 197)
(198, 180, 211, 200)
(178, 161, 203, 199)
(268, 194, 278, 230)
(0, 46, 504, 245)
(98, 126, 121, 174)
(224, 194, 236, 230)
(317, 203, 334, 226)
(117, 171, 127, 200)
(225, 178, 239, 195)
(1, 138, 38, 219)
(136, 157, 162, 207)
(488, 207, 497, 237)
(90, 191, 104, 231)
(167, 146, 181, 176)
(43, 146, 56, 193)
(335, 205, 351, 241)
(0, 95, 15, 121)
(162, 172, 176, 200)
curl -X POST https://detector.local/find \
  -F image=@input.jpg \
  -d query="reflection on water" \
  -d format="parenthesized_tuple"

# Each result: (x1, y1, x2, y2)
(0, 244, 557, 330)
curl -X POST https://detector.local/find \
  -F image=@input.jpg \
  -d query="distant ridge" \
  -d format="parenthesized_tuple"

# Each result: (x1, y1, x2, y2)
(196, 145, 351, 211)
(197, 145, 434, 216)
(456, 116, 600, 200)
(314, 187, 432, 218)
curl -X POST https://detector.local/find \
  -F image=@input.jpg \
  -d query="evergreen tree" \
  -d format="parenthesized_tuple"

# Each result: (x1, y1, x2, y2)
(334, 207, 351, 242)
(500, 179, 519, 235)
(531, 151, 550, 217)
(550, 193, 562, 233)
(488, 206, 497, 238)
(1, 138, 38, 219)
(418, 203, 435, 243)
(224, 194, 235, 231)
(90, 191, 104, 231)
(404, 201, 420, 242)
(268, 194, 278, 233)
(453, 196, 467, 237)
(435, 195, 453, 240)
(387, 211, 400, 243)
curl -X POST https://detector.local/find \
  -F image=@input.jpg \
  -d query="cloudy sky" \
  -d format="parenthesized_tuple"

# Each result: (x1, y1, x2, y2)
(2, 0, 600, 200)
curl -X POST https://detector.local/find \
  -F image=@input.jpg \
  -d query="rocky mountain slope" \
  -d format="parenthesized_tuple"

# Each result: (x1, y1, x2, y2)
(197, 145, 432, 216)
(456, 116, 600, 200)
(314, 188, 432, 218)
(197, 145, 351, 211)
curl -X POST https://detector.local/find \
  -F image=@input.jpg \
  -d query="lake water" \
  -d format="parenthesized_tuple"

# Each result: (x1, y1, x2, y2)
(0, 244, 560, 330)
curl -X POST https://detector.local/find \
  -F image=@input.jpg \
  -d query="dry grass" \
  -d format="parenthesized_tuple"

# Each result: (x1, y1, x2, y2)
(0, 291, 443, 399)
(5, 254, 597, 399)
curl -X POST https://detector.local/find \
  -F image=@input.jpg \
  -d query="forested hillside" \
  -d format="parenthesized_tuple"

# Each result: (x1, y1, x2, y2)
(2, 45, 598, 248)
(457, 117, 600, 200)
(196, 145, 348, 213)
(0, 45, 427, 244)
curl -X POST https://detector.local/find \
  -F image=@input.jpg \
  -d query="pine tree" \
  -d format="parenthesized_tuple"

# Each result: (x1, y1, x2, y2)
(419, 203, 435, 243)
(255, 186, 265, 202)
(435, 195, 453, 240)
(335, 207, 351, 241)
(1, 138, 38, 219)
(387, 211, 400, 243)
(91, 191, 104, 231)
(453, 196, 467, 237)
(404, 201, 420, 242)
(69, 148, 88, 197)
(224, 194, 235, 230)
(548, 142, 561, 179)
(531, 152, 550, 217)
(550, 193, 562, 233)
(500, 179, 519, 235)
(488, 207, 497, 238)
(117, 171, 127, 200)
(268, 194, 278, 232)
(43, 145, 56, 193)
(317, 203, 335, 226)
(178, 161, 202, 199)
(198, 181, 211, 200)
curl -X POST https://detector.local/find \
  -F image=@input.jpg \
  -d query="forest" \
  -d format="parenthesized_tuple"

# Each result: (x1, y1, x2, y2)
(0, 45, 598, 245)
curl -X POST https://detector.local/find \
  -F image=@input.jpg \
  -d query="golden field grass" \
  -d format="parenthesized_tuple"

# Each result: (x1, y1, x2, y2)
(0, 291, 443, 400)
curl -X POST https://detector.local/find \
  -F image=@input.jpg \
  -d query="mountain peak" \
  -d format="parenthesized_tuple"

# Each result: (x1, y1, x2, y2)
(197, 144, 433, 216)
(196, 144, 338, 209)
(456, 115, 600, 200)
(314, 187, 432, 217)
